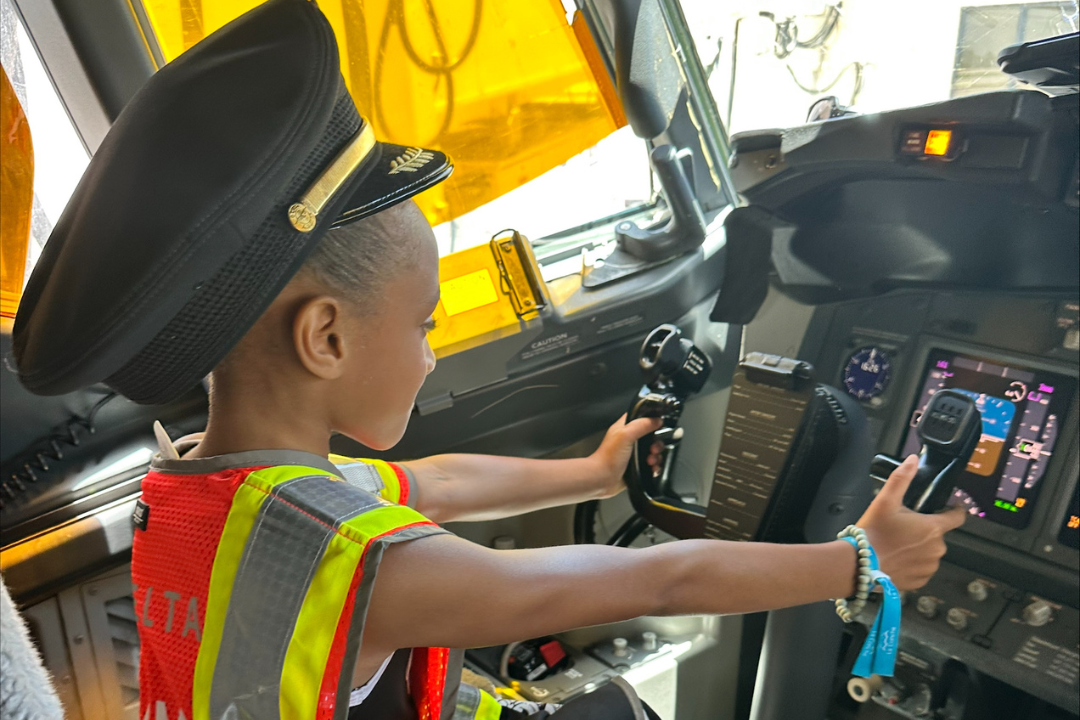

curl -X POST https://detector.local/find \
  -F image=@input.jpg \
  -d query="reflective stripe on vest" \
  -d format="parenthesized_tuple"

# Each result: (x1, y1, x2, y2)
(329, 455, 412, 507)
(453, 685, 503, 720)
(188, 464, 445, 720)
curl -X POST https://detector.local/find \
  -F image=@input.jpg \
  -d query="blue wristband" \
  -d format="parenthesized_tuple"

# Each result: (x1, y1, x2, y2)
(840, 535, 900, 678)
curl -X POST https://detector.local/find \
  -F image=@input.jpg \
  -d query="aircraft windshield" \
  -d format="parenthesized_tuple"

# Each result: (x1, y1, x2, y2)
(137, 0, 654, 255)
(678, 0, 1079, 135)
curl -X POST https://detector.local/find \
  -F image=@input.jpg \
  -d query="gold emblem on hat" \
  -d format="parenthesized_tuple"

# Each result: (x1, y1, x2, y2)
(288, 202, 317, 232)
(389, 148, 434, 175)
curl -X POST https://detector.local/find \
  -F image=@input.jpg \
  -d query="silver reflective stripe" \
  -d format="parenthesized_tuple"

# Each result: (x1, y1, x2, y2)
(332, 524, 450, 717)
(453, 683, 483, 720)
(208, 475, 382, 720)
(334, 461, 387, 497)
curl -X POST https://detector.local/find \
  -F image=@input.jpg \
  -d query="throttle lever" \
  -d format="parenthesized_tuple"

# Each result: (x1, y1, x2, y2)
(875, 389, 981, 514)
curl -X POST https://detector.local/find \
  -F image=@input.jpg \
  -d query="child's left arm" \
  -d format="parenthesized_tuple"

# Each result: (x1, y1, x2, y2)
(400, 415, 660, 523)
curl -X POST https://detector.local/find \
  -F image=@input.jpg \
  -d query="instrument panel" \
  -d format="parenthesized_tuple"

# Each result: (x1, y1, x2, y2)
(814, 291, 1080, 714)
(899, 349, 1077, 530)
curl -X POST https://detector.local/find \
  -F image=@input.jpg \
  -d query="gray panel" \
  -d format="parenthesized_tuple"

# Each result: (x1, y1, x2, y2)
(23, 597, 83, 720)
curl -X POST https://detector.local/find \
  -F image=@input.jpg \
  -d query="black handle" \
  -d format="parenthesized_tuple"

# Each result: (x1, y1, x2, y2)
(621, 325, 711, 539)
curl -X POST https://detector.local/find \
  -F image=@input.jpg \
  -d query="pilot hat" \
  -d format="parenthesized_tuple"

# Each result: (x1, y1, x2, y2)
(12, 0, 451, 405)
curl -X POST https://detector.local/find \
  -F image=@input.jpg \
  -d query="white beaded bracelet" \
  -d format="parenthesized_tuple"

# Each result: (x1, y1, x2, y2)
(835, 525, 874, 623)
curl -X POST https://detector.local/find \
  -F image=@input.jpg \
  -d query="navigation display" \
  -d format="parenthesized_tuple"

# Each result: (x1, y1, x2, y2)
(901, 350, 1076, 529)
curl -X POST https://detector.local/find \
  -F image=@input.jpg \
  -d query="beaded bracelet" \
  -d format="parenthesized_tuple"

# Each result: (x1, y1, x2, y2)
(834, 525, 874, 623)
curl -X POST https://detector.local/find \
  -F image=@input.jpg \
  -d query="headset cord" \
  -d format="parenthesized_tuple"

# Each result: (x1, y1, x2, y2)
(373, 0, 483, 146)
(0, 392, 118, 509)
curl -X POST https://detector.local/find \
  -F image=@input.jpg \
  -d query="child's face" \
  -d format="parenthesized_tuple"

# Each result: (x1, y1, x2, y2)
(331, 205, 439, 450)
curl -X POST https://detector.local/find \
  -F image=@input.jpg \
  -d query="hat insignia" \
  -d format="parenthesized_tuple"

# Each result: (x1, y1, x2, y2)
(389, 148, 435, 175)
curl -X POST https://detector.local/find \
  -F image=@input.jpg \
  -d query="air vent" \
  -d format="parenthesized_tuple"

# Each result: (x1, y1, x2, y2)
(79, 568, 142, 719)
(105, 596, 140, 712)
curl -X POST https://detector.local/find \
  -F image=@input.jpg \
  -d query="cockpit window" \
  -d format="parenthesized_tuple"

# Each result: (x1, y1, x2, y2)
(137, 0, 653, 255)
(678, 0, 1079, 135)
(0, 0, 90, 311)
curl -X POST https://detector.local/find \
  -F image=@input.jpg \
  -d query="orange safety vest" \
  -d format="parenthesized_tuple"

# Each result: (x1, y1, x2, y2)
(131, 447, 502, 720)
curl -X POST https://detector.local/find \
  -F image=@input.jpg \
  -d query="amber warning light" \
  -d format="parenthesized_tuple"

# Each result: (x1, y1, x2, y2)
(924, 129, 953, 156)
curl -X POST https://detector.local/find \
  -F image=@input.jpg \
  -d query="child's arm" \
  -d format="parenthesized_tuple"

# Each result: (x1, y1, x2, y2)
(400, 415, 660, 522)
(362, 455, 964, 654)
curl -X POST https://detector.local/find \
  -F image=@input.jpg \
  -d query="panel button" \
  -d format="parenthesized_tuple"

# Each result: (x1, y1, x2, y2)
(900, 129, 929, 155)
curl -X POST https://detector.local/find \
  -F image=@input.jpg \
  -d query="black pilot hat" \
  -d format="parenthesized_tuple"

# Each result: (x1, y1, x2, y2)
(12, 0, 451, 405)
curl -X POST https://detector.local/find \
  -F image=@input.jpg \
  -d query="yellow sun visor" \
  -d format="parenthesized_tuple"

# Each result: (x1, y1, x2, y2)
(0, 64, 34, 322)
(137, 0, 627, 227)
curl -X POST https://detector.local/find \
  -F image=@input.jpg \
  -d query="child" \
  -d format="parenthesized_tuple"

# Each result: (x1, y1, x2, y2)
(12, 2, 964, 719)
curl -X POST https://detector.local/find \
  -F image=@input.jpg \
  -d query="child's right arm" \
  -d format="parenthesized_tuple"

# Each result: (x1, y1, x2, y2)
(361, 455, 964, 656)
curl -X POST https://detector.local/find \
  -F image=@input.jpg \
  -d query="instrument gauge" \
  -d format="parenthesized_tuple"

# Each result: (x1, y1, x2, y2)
(843, 346, 893, 402)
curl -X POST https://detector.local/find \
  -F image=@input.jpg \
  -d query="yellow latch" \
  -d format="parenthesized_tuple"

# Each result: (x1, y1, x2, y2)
(427, 232, 547, 358)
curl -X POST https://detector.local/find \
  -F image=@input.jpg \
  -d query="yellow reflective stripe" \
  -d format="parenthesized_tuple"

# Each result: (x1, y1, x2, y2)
(476, 690, 503, 720)
(369, 460, 403, 504)
(337, 502, 430, 544)
(192, 465, 335, 720)
(192, 482, 265, 719)
(242, 464, 337, 495)
(280, 532, 364, 720)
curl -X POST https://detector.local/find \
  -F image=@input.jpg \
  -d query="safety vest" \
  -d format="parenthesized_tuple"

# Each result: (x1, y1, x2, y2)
(131, 447, 503, 720)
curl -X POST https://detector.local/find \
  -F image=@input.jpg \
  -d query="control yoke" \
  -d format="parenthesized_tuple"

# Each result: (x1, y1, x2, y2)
(872, 389, 982, 513)
(624, 324, 711, 539)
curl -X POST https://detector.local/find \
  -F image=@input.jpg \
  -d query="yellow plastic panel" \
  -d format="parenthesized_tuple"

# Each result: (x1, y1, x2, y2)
(138, 0, 625, 226)
(427, 244, 521, 357)
(1, 65, 34, 320)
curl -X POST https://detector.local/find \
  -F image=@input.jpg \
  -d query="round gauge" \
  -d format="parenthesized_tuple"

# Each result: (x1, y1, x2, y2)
(843, 346, 893, 401)
(948, 488, 985, 518)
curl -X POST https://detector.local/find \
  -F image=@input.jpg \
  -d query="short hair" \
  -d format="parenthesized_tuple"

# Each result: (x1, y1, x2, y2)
(210, 201, 428, 381)
(300, 200, 426, 313)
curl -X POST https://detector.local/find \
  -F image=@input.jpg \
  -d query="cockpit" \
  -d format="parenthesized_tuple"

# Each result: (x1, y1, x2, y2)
(1, 1, 1077, 719)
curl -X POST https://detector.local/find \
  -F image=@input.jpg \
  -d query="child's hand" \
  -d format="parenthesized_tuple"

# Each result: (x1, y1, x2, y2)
(855, 454, 967, 591)
(589, 414, 663, 498)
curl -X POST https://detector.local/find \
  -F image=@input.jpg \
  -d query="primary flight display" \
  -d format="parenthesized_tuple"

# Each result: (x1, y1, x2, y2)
(901, 349, 1076, 529)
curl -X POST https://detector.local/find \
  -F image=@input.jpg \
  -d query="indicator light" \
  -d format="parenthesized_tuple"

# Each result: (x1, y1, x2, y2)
(924, 129, 952, 156)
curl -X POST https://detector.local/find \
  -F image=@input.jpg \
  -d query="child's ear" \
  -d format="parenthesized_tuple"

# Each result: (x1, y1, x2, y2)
(292, 295, 347, 379)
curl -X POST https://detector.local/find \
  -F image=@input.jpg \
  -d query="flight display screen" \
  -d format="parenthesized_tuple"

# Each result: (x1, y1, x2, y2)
(901, 350, 1076, 529)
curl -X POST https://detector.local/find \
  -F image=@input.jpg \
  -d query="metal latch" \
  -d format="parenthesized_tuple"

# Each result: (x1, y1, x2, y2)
(490, 230, 547, 318)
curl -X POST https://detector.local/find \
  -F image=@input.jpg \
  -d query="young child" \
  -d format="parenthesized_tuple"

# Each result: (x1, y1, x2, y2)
(11, 2, 965, 719)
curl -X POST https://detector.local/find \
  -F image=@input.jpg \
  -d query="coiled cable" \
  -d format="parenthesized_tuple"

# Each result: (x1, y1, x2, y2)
(0, 392, 118, 508)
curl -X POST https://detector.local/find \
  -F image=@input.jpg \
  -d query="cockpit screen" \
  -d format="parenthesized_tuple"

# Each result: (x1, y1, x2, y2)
(901, 350, 1076, 529)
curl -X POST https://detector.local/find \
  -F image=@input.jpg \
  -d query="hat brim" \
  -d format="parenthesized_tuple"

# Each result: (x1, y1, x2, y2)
(332, 141, 452, 228)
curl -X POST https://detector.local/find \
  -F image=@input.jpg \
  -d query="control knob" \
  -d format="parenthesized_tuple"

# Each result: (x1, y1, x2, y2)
(946, 607, 968, 631)
(916, 595, 939, 619)
(613, 637, 630, 657)
(967, 579, 989, 602)
(1022, 599, 1054, 627)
